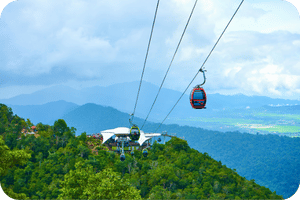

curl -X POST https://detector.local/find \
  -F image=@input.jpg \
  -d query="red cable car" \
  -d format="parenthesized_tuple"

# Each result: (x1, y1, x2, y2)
(190, 69, 207, 109)
(190, 87, 206, 109)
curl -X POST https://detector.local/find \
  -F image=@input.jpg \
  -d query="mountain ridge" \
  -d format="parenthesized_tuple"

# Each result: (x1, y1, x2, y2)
(1, 81, 300, 121)
(7, 100, 79, 125)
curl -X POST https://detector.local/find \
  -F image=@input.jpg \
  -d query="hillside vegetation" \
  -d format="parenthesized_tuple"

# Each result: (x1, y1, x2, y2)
(158, 124, 300, 199)
(8, 102, 299, 198)
(0, 104, 283, 199)
(59, 103, 300, 199)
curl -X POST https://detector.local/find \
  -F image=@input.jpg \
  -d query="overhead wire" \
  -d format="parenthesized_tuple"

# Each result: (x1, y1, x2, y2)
(131, 0, 160, 124)
(141, 0, 198, 129)
(155, 0, 245, 132)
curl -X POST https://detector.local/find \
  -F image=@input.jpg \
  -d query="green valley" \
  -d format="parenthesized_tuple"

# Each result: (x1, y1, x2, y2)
(171, 108, 300, 137)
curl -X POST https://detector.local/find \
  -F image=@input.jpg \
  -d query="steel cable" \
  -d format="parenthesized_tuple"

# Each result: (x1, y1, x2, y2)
(131, 0, 160, 123)
(141, 0, 198, 129)
(155, 0, 245, 132)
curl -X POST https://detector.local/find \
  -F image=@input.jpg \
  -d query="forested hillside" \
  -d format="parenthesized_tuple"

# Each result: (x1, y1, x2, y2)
(0, 104, 283, 199)
(58, 103, 300, 199)
(10, 102, 298, 198)
(176, 126, 300, 198)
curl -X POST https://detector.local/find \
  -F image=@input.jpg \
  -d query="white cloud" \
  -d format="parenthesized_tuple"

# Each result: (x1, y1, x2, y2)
(259, 63, 283, 74)
(292, 40, 300, 46)
(0, 0, 300, 100)
(222, 0, 300, 34)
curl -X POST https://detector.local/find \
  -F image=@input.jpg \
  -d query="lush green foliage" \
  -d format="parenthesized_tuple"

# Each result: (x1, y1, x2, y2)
(158, 124, 300, 199)
(0, 104, 283, 199)
(0, 135, 31, 176)
(59, 162, 141, 199)
(53, 102, 299, 198)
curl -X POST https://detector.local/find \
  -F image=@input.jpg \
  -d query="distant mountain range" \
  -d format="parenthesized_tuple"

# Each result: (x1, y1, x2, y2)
(7, 101, 156, 135)
(5, 99, 300, 136)
(263, 104, 300, 114)
(7, 101, 79, 125)
(2, 81, 300, 123)
(62, 103, 151, 135)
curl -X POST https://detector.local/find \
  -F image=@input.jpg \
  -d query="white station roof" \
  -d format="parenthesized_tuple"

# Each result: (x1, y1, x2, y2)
(138, 132, 162, 146)
(101, 127, 162, 146)
(101, 127, 130, 144)
(144, 133, 161, 137)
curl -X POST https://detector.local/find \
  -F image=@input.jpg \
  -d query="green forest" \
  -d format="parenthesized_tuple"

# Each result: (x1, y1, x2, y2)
(155, 123, 300, 198)
(0, 103, 283, 199)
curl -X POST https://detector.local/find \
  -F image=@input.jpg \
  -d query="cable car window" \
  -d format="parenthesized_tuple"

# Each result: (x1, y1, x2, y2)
(193, 101, 203, 106)
(131, 129, 139, 134)
(193, 91, 204, 99)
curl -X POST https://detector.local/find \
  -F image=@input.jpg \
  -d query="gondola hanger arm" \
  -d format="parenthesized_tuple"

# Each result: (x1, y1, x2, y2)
(195, 68, 206, 88)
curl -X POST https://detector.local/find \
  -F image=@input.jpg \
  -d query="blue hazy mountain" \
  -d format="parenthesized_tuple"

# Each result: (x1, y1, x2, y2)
(263, 104, 300, 114)
(1, 85, 82, 105)
(1, 81, 300, 123)
(62, 103, 150, 135)
(7, 100, 79, 125)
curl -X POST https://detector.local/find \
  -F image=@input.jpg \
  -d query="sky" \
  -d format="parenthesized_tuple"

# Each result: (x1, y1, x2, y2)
(0, 0, 300, 100)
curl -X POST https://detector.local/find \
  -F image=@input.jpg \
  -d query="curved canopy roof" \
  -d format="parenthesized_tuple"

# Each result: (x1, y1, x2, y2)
(101, 127, 162, 146)
(101, 127, 130, 143)
(138, 132, 162, 146)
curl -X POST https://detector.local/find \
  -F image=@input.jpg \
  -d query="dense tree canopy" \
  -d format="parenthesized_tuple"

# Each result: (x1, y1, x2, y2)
(0, 104, 284, 199)
(0, 136, 31, 176)
(59, 162, 141, 199)
(169, 125, 300, 198)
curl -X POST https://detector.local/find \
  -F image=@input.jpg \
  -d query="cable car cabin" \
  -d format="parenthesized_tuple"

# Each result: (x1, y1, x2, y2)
(129, 125, 140, 141)
(120, 153, 125, 161)
(143, 149, 148, 157)
(190, 87, 207, 109)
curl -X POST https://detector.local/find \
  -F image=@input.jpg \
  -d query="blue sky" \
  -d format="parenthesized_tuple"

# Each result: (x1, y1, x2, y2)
(0, 0, 300, 100)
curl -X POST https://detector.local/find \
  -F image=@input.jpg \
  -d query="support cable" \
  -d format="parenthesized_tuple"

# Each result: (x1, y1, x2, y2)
(141, 0, 198, 129)
(131, 0, 160, 124)
(155, 0, 245, 132)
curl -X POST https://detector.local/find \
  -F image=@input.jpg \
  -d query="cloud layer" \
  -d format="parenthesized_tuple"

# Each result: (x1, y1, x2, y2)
(0, 0, 300, 100)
